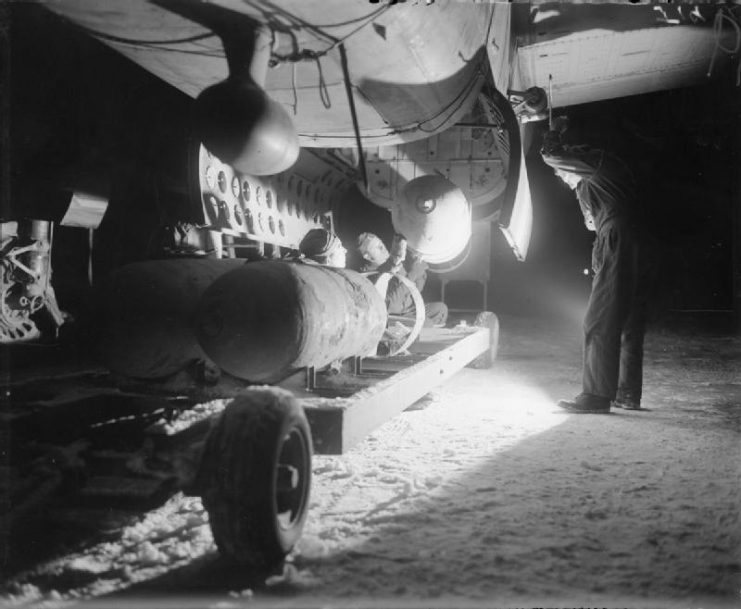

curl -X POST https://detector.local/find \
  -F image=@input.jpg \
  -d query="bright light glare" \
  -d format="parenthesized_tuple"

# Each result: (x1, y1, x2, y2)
(532, 9, 560, 24)
(300, 372, 569, 562)
(483, 382, 562, 425)
(283, 374, 570, 584)
(558, 295, 588, 328)
(424, 378, 564, 437)
(499, 148, 532, 261)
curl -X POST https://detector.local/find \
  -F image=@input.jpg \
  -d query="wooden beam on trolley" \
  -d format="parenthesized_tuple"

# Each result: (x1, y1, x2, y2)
(295, 326, 491, 455)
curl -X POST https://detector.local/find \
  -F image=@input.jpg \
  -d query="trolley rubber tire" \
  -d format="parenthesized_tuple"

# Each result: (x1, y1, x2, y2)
(197, 386, 312, 568)
(469, 311, 500, 369)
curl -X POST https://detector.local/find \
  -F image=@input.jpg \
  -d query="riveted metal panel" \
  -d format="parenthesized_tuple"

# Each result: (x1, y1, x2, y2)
(198, 145, 346, 248)
(516, 26, 731, 108)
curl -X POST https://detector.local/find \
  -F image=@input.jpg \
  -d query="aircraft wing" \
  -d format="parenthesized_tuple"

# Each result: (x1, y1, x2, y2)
(510, 2, 737, 108)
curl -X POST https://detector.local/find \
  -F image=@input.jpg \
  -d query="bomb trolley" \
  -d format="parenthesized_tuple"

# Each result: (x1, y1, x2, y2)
(177, 317, 497, 568)
(3, 295, 497, 572)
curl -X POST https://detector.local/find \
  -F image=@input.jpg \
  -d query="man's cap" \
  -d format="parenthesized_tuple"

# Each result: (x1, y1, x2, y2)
(356, 232, 384, 256)
(299, 228, 343, 260)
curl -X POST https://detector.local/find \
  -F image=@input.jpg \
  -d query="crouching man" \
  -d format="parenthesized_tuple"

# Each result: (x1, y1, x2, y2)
(355, 232, 448, 328)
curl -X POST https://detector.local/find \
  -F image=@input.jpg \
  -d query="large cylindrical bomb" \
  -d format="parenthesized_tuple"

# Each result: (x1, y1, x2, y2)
(97, 259, 246, 379)
(391, 174, 471, 264)
(195, 261, 387, 382)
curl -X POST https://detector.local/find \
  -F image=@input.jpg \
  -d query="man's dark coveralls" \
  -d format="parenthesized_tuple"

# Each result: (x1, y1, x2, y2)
(362, 252, 448, 328)
(541, 131, 650, 405)
(385, 254, 448, 328)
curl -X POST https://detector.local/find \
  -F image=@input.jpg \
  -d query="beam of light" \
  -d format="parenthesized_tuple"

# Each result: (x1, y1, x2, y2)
(415, 375, 570, 460)
(548, 290, 588, 329)
(297, 370, 569, 564)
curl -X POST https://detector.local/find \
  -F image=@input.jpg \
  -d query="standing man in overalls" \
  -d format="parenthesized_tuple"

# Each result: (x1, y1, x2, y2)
(541, 117, 652, 413)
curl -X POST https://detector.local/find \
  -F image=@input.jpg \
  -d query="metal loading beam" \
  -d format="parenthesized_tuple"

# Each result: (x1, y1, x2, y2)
(291, 326, 491, 455)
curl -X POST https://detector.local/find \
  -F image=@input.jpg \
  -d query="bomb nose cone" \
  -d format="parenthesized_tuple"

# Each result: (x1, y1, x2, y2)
(392, 175, 471, 264)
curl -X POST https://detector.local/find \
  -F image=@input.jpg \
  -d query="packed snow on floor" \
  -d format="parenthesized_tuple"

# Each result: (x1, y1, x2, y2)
(2, 316, 740, 608)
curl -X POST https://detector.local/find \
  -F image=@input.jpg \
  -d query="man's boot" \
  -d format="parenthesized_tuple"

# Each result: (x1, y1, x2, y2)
(557, 393, 611, 414)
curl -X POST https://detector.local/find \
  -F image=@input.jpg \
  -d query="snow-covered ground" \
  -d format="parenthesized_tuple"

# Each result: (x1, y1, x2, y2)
(2, 314, 740, 608)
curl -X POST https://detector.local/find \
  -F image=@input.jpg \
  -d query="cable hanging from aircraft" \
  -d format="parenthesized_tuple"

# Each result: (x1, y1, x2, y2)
(707, 4, 741, 86)
(64, 21, 222, 56)
(254, 1, 393, 114)
(415, 62, 490, 134)
(242, 0, 391, 31)
(414, 8, 495, 135)
(65, 2, 394, 66)
(339, 43, 369, 193)
(68, 27, 217, 47)
(255, 0, 393, 66)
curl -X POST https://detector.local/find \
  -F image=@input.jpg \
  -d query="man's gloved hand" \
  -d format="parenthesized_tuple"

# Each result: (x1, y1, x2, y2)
(388, 234, 407, 271)
(584, 209, 596, 232)
(541, 115, 569, 154)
